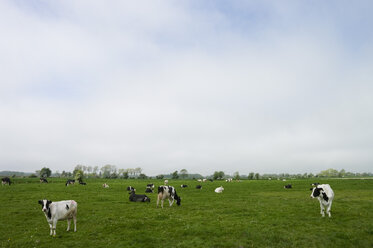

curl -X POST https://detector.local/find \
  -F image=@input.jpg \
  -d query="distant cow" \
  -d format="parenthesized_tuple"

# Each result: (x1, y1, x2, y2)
(284, 184, 292, 189)
(226, 178, 233, 182)
(145, 187, 153, 193)
(310, 184, 334, 217)
(180, 184, 188, 188)
(147, 183, 155, 189)
(215, 186, 224, 193)
(65, 179, 75, 186)
(311, 182, 320, 187)
(129, 190, 150, 203)
(40, 178, 48, 183)
(164, 180, 169, 185)
(38, 199, 78, 236)
(196, 185, 202, 189)
(2, 177, 12, 185)
(102, 183, 109, 188)
(157, 185, 181, 208)
(127, 186, 135, 191)
(79, 181, 86, 185)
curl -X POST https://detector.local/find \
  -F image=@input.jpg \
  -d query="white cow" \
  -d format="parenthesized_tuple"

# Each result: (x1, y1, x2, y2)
(102, 183, 109, 188)
(38, 199, 78, 236)
(310, 184, 334, 217)
(164, 179, 169, 185)
(215, 186, 224, 193)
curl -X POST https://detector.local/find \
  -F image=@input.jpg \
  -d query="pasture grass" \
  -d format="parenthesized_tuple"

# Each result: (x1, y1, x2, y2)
(0, 178, 372, 247)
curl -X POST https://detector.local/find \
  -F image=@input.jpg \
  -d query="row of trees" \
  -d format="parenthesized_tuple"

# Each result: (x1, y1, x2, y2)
(34, 166, 373, 180)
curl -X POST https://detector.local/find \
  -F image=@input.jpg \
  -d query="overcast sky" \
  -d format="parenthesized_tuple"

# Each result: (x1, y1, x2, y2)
(1, 1, 372, 176)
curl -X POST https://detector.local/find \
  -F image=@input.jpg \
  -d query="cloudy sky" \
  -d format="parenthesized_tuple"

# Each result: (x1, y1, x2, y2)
(1, 0, 372, 176)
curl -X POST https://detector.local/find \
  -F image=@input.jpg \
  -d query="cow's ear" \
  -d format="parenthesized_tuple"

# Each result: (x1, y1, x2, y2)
(47, 200, 52, 204)
(38, 200, 43, 205)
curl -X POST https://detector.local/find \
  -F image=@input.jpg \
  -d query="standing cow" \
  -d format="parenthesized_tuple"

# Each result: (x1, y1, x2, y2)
(38, 199, 78, 236)
(1, 177, 12, 185)
(310, 184, 334, 217)
(157, 186, 181, 208)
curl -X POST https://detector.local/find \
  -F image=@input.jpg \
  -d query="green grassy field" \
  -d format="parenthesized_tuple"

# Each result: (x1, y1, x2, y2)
(0, 178, 372, 248)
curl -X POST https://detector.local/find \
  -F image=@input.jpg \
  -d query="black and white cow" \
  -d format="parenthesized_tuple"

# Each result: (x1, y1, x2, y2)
(147, 183, 155, 189)
(40, 178, 48, 183)
(180, 184, 188, 188)
(65, 179, 75, 186)
(129, 190, 150, 202)
(79, 181, 86, 185)
(157, 185, 181, 208)
(310, 184, 334, 217)
(38, 199, 78, 236)
(1, 177, 12, 185)
(145, 187, 153, 193)
(284, 184, 292, 189)
(196, 185, 202, 189)
(127, 186, 135, 191)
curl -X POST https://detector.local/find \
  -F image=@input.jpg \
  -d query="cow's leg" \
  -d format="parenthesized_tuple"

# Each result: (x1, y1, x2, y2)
(73, 215, 77, 232)
(49, 223, 53, 236)
(67, 219, 71, 231)
(319, 202, 325, 217)
(52, 219, 57, 236)
(326, 202, 332, 217)
(169, 197, 174, 207)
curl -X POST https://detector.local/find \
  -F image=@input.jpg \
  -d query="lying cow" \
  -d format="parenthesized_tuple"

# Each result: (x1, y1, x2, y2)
(310, 184, 334, 217)
(145, 187, 153, 193)
(147, 183, 155, 189)
(1, 177, 12, 185)
(79, 181, 86, 185)
(180, 184, 188, 188)
(284, 184, 292, 189)
(196, 185, 202, 189)
(65, 179, 75, 186)
(38, 199, 78, 236)
(215, 186, 224, 193)
(129, 189, 150, 202)
(103, 183, 109, 188)
(40, 178, 48, 183)
(157, 185, 181, 208)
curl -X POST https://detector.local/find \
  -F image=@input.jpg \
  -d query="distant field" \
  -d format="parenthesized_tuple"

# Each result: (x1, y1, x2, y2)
(1, 178, 372, 248)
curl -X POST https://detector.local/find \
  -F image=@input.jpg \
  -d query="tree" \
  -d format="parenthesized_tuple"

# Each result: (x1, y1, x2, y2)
(180, 169, 188, 179)
(156, 174, 164, 179)
(74, 169, 84, 182)
(172, 171, 179, 179)
(40, 167, 52, 178)
(213, 171, 225, 180)
(233, 171, 240, 180)
(255, 173, 260, 180)
(248, 172, 254, 180)
(138, 173, 148, 179)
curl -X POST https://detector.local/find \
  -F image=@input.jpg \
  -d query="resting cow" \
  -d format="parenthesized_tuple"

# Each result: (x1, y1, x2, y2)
(215, 186, 224, 193)
(38, 199, 78, 236)
(180, 184, 188, 188)
(40, 178, 48, 183)
(310, 184, 334, 217)
(129, 190, 150, 202)
(157, 185, 181, 208)
(65, 179, 75, 186)
(196, 185, 202, 189)
(284, 184, 292, 189)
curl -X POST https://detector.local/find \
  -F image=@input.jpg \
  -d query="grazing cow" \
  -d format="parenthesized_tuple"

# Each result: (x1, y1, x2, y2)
(157, 185, 181, 208)
(65, 179, 75, 186)
(145, 187, 153, 193)
(203, 179, 207, 182)
(40, 178, 48, 183)
(284, 184, 292, 189)
(215, 186, 224, 193)
(38, 199, 77, 236)
(310, 184, 334, 217)
(197, 179, 202, 182)
(164, 180, 169, 185)
(180, 184, 188, 188)
(127, 186, 135, 191)
(102, 183, 109, 188)
(225, 178, 233, 182)
(129, 190, 150, 202)
(196, 185, 202, 189)
(2, 177, 12, 185)
(147, 183, 155, 189)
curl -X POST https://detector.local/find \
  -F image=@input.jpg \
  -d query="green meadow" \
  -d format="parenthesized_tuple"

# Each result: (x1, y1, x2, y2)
(0, 178, 372, 248)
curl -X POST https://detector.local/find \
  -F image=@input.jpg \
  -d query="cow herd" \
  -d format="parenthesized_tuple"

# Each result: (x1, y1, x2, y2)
(1, 176, 335, 237)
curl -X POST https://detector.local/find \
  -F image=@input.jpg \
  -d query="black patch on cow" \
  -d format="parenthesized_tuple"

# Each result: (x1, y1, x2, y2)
(66, 204, 69, 210)
(312, 187, 322, 197)
(158, 186, 164, 194)
(322, 192, 329, 202)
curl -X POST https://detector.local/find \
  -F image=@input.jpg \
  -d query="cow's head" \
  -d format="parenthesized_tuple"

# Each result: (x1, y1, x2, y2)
(175, 195, 181, 206)
(310, 187, 323, 198)
(38, 199, 52, 212)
